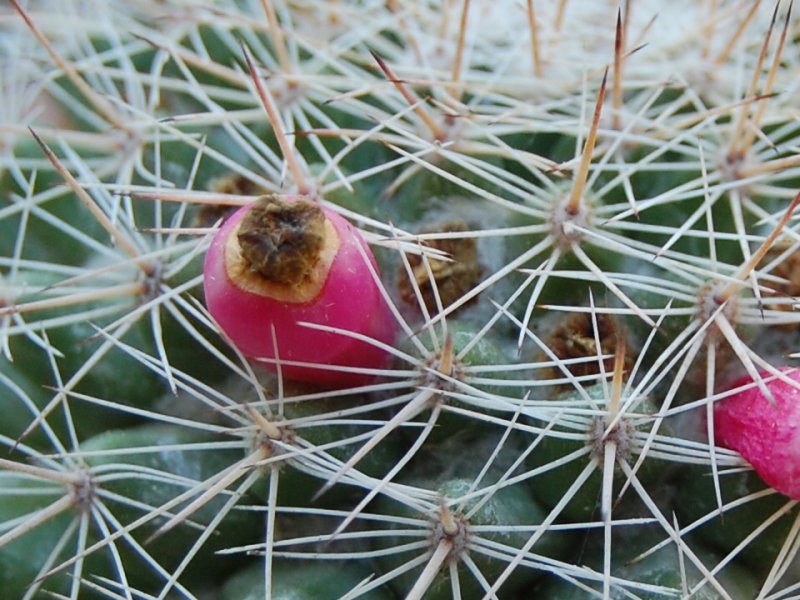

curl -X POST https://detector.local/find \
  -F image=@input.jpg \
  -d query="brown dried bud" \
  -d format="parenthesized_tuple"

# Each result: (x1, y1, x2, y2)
(398, 220, 482, 314)
(542, 312, 633, 386)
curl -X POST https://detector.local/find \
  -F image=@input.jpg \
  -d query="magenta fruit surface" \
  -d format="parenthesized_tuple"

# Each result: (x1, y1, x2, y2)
(715, 367, 800, 500)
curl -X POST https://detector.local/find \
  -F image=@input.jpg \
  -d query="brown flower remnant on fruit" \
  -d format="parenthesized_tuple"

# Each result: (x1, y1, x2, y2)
(223, 195, 339, 304)
(542, 312, 632, 387)
(759, 241, 800, 329)
(398, 220, 482, 314)
(195, 174, 267, 228)
(237, 195, 327, 284)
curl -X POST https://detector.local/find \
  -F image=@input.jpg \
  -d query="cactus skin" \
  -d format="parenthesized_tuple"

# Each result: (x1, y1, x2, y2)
(2, 1, 800, 599)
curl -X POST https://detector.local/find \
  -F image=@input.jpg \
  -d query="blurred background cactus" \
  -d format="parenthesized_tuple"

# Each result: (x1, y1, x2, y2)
(2, 0, 800, 598)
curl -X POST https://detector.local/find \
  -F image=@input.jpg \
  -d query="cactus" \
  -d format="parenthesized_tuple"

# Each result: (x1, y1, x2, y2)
(2, 0, 800, 598)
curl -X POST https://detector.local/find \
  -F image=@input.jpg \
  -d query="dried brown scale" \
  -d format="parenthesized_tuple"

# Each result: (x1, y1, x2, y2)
(195, 174, 267, 228)
(541, 313, 632, 386)
(759, 242, 800, 329)
(397, 220, 482, 314)
(237, 195, 327, 284)
(210, 173, 263, 198)
(195, 204, 238, 229)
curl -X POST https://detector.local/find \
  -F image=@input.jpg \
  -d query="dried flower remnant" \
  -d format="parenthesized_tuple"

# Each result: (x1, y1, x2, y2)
(398, 220, 482, 314)
(540, 312, 631, 386)
(237, 196, 327, 284)
(194, 174, 267, 228)
(758, 241, 800, 328)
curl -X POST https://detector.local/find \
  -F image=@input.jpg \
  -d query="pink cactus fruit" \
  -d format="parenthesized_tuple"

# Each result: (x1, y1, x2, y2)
(203, 194, 397, 388)
(714, 367, 800, 499)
